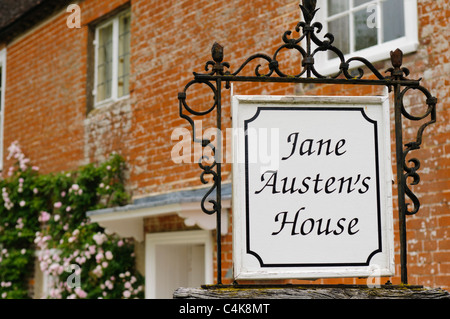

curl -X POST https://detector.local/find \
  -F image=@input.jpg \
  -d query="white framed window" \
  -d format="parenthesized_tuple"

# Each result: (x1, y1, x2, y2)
(0, 48, 6, 170)
(93, 10, 131, 107)
(314, 0, 418, 75)
(145, 230, 213, 299)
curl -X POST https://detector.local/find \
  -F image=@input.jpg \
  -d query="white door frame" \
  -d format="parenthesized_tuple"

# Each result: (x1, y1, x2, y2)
(145, 230, 213, 299)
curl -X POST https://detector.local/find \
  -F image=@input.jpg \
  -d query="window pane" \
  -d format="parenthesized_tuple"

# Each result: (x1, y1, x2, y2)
(328, 15, 350, 58)
(354, 8, 378, 51)
(97, 24, 113, 102)
(382, 0, 405, 42)
(354, 0, 372, 7)
(327, 0, 349, 16)
(118, 13, 131, 98)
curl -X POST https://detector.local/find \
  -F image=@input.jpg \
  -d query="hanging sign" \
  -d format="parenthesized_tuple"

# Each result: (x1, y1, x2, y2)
(232, 95, 394, 280)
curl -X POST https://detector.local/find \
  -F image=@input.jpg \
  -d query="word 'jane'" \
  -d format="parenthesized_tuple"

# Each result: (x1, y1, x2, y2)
(282, 132, 347, 160)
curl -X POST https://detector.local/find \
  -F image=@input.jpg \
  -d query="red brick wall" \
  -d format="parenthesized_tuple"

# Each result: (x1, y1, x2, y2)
(1, 0, 449, 290)
(400, 0, 449, 289)
(128, 0, 302, 196)
(144, 214, 199, 233)
(4, 10, 86, 173)
(3, 0, 131, 173)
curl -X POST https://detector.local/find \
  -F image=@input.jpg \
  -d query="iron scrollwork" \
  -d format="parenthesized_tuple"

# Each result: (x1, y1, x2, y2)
(400, 86, 437, 216)
(178, 80, 220, 216)
(194, 0, 386, 81)
(385, 48, 437, 217)
(177, 0, 437, 285)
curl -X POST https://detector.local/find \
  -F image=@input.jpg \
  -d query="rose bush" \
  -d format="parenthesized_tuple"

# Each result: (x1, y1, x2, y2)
(0, 142, 144, 299)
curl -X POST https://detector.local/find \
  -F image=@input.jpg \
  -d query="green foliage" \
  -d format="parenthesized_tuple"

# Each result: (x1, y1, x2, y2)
(0, 142, 144, 299)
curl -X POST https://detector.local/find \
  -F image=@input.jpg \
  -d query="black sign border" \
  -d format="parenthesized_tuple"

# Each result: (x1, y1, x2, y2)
(244, 106, 382, 268)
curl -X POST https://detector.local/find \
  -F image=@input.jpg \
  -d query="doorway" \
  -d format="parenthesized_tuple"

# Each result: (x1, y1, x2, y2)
(145, 230, 213, 299)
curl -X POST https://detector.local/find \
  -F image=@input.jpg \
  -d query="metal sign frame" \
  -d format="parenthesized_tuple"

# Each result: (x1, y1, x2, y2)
(177, 0, 436, 285)
(231, 94, 395, 280)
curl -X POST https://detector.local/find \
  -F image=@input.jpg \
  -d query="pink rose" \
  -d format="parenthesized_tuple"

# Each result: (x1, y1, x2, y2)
(75, 288, 87, 298)
(39, 211, 50, 223)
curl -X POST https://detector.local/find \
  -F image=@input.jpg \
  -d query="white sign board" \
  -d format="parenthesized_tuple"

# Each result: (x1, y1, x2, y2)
(232, 95, 394, 280)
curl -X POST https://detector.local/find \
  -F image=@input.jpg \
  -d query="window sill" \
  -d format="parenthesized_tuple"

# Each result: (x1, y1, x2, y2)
(93, 94, 130, 109)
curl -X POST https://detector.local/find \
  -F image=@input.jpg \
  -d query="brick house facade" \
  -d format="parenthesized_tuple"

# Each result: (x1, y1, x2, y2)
(0, 0, 448, 297)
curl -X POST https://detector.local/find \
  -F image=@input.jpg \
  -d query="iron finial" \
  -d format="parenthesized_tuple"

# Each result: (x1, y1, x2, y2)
(302, 0, 317, 12)
(300, 0, 318, 24)
(386, 48, 410, 80)
(211, 42, 224, 63)
(390, 48, 403, 68)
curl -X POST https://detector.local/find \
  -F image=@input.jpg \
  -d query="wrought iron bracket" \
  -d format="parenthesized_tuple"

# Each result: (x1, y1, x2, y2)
(177, 0, 436, 285)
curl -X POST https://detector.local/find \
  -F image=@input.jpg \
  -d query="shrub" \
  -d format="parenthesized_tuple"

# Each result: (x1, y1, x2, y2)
(0, 142, 144, 299)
